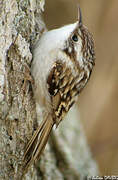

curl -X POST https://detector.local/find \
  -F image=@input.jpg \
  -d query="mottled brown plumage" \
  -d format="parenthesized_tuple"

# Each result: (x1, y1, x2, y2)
(47, 61, 78, 126)
(23, 7, 95, 172)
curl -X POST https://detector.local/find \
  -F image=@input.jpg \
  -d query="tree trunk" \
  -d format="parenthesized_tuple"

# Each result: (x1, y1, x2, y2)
(0, 0, 99, 179)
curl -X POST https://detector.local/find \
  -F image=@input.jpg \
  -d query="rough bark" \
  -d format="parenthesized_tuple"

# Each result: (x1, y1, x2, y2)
(0, 0, 99, 179)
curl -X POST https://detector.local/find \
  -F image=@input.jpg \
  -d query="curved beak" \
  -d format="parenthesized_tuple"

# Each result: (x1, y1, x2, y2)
(78, 5, 82, 26)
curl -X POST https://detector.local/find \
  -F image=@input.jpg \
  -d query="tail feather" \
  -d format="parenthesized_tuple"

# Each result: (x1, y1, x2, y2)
(34, 119, 53, 161)
(24, 118, 47, 159)
(23, 115, 54, 172)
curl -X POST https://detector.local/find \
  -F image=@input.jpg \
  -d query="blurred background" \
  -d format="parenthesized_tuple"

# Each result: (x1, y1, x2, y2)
(44, 0, 118, 175)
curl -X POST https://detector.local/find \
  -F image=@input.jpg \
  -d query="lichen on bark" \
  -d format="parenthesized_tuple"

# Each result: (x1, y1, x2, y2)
(0, 0, 45, 179)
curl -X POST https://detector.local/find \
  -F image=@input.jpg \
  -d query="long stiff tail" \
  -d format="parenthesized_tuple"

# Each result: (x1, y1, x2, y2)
(23, 115, 54, 172)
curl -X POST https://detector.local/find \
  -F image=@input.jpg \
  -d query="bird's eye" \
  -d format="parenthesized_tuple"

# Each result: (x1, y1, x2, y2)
(72, 34, 78, 42)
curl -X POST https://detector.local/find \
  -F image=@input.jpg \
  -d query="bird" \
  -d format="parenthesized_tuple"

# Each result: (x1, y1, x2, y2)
(23, 6, 95, 171)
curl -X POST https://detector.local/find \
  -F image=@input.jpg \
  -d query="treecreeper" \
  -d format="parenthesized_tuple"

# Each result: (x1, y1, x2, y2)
(24, 6, 95, 172)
